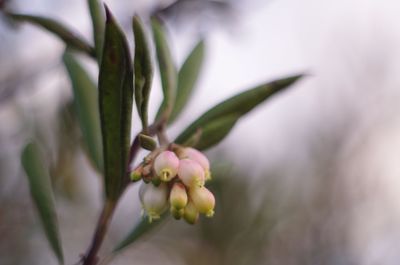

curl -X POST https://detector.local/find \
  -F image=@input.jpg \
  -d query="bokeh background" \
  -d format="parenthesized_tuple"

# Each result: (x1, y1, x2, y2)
(2, 0, 400, 264)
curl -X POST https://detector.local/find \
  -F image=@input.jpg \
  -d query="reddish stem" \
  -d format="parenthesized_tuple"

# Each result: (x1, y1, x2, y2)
(82, 200, 116, 265)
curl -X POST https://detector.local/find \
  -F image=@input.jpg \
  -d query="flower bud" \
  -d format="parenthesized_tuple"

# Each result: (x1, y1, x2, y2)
(189, 186, 215, 217)
(151, 177, 161, 187)
(183, 201, 199, 225)
(139, 183, 168, 222)
(169, 183, 188, 210)
(178, 159, 205, 188)
(138, 133, 157, 151)
(181, 148, 211, 180)
(130, 166, 142, 182)
(170, 207, 184, 220)
(153, 151, 179, 182)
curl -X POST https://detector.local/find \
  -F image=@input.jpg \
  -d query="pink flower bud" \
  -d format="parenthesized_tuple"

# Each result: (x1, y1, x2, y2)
(181, 147, 210, 173)
(178, 159, 205, 188)
(169, 183, 188, 210)
(189, 186, 215, 217)
(183, 201, 199, 225)
(153, 151, 179, 182)
(139, 183, 168, 222)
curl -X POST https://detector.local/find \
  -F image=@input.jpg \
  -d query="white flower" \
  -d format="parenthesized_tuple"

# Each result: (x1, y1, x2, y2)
(139, 183, 168, 222)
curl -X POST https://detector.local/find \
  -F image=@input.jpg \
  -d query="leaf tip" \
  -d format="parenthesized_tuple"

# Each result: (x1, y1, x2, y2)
(104, 4, 112, 21)
(198, 38, 206, 48)
(271, 73, 305, 90)
(286, 73, 305, 83)
(132, 14, 144, 30)
(133, 13, 140, 21)
(150, 15, 163, 28)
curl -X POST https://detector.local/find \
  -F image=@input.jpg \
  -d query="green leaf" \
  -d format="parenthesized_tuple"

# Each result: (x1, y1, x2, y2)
(133, 15, 153, 130)
(169, 40, 205, 124)
(151, 17, 177, 122)
(63, 50, 103, 172)
(7, 12, 96, 58)
(21, 141, 64, 265)
(113, 213, 168, 253)
(187, 113, 240, 150)
(99, 6, 133, 201)
(175, 74, 303, 148)
(87, 0, 105, 64)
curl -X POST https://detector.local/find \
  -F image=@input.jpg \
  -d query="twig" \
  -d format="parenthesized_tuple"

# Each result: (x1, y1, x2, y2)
(82, 200, 116, 265)
(81, 119, 167, 265)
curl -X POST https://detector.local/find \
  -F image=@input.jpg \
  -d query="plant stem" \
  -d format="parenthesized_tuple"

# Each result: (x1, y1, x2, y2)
(83, 200, 116, 265)
(128, 135, 141, 168)
(82, 121, 166, 265)
(157, 128, 169, 146)
(128, 120, 165, 166)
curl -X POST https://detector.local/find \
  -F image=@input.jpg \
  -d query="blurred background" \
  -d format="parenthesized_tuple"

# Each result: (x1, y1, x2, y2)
(2, 0, 400, 264)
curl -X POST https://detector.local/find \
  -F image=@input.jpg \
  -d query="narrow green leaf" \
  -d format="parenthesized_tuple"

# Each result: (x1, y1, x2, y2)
(63, 51, 103, 172)
(7, 12, 96, 58)
(188, 114, 240, 150)
(169, 40, 205, 124)
(99, 6, 133, 200)
(87, 0, 105, 64)
(180, 128, 202, 148)
(113, 213, 168, 253)
(21, 141, 64, 265)
(151, 17, 177, 122)
(175, 74, 303, 147)
(133, 15, 153, 130)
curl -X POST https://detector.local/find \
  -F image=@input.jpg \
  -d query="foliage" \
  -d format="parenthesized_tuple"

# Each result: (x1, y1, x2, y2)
(1, 1, 303, 264)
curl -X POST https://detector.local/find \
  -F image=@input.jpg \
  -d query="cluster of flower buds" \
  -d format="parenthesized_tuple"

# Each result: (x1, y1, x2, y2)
(131, 146, 215, 224)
